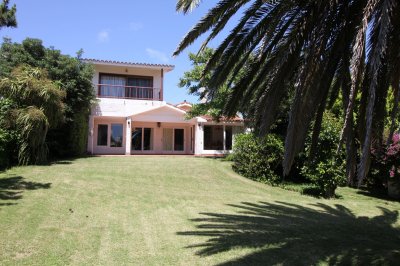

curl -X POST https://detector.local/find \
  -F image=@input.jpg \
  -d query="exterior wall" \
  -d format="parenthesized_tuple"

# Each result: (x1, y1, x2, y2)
(92, 98, 164, 117)
(92, 117, 126, 155)
(195, 122, 245, 156)
(86, 62, 246, 156)
(92, 64, 162, 97)
(131, 122, 193, 155)
(90, 119, 194, 155)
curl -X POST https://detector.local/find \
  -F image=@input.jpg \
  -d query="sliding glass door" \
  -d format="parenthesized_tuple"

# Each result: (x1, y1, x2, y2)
(163, 128, 185, 152)
(132, 127, 153, 151)
(162, 128, 173, 151)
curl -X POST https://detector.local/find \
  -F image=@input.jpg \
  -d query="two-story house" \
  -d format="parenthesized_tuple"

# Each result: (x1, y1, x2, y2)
(84, 59, 244, 156)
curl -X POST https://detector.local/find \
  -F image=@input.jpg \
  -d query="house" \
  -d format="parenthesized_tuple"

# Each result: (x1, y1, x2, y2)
(84, 59, 245, 156)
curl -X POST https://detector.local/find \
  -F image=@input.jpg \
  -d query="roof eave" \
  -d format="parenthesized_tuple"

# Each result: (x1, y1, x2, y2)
(82, 59, 175, 72)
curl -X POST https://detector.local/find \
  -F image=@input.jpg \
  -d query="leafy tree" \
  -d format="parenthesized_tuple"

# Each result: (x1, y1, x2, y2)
(0, 38, 95, 157)
(174, 0, 400, 187)
(179, 47, 246, 120)
(0, 65, 65, 164)
(0, 0, 16, 29)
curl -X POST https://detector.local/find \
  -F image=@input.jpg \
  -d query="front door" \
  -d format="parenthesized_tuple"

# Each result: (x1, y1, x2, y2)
(163, 128, 185, 153)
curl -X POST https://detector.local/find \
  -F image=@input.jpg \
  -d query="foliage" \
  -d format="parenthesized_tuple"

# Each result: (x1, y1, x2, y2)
(232, 133, 284, 184)
(301, 112, 346, 198)
(0, 37, 95, 157)
(178, 47, 245, 120)
(0, 98, 18, 169)
(0, 0, 16, 29)
(370, 133, 400, 189)
(0, 66, 65, 165)
(174, 0, 400, 187)
(386, 133, 400, 180)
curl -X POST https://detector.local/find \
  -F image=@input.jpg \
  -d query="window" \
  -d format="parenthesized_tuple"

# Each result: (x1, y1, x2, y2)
(174, 129, 184, 151)
(163, 128, 173, 151)
(204, 125, 223, 150)
(99, 74, 153, 99)
(97, 124, 108, 146)
(203, 125, 233, 150)
(99, 75, 125, 97)
(132, 128, 142, 151)
(132, 127, 153, 151)
(163, 128, 184, 151)
(110, 124, 123, 147)
(143, 128, 153, 150)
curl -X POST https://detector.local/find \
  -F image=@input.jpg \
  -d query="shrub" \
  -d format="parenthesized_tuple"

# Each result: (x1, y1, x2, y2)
(370, 133, 400, 198)
(232, 133, 284, 183)
(0, 99, 18, 169)
(301, 111, 346, 198)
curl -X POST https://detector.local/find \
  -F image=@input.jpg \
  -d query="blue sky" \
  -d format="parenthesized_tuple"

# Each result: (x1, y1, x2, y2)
(0, 0, 225, 104)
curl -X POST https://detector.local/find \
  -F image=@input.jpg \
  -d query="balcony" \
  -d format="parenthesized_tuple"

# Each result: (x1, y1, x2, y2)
(97, 84, 161, 100)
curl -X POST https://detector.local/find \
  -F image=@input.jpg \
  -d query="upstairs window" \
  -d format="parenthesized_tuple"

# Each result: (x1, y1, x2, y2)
(99, 75, 125, 97)
(98, 74, 153, 99)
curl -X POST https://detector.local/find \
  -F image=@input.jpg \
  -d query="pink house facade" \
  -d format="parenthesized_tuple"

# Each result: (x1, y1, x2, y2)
(85, 59, 244, 156)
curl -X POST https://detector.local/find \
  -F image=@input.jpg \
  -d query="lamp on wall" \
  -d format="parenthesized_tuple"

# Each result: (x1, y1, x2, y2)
(157, 122, 161, 128)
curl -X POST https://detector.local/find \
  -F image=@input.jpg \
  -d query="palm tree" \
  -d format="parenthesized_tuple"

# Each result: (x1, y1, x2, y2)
(174, 0, 400, 187)
(0, 65, 65, 164)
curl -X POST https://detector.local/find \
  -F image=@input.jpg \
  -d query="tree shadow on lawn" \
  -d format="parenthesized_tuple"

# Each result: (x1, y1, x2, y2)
(0, 176, 51, 207)
(178, 201, 400, 265)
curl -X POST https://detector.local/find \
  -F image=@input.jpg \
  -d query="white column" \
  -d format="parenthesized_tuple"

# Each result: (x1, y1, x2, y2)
(87, 115, 94, 154)
(125, 118, 132, 155)
(223, 125, 226, 151)
(195, 122, 204, 155)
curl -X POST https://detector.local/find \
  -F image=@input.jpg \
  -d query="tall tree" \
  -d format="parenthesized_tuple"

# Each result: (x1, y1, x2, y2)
(0, 38, 95, 157)
(174, 0, 400, 187)
(178, 47, 246, 120)
(0, 65, 65, 164)
(0, 0, 16, 29)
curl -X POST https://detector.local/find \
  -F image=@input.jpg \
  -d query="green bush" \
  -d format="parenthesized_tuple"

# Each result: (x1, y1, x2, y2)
(301, 111, 346, 198)
(0, 99, 18, 169)
(232, 133, 284, 183)
(0, 38, 95, 161)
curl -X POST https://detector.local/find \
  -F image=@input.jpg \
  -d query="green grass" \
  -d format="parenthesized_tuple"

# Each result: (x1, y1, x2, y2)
(0, 156, 399, 265)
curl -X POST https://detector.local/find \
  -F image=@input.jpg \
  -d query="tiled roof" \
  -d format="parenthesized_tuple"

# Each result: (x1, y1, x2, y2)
(200, 114, 244, 122)
(82, 58, 175, 69)
(172, 101, 243, 122)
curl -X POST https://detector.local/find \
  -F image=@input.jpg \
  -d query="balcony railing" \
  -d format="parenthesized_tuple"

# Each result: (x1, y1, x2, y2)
(97, 84, 161, 100)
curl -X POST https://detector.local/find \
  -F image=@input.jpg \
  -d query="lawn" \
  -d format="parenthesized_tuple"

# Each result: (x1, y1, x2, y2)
(0, 156, 399, 265)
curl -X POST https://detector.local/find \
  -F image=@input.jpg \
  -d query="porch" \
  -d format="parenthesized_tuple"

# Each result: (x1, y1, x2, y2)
(87, 104, 244, 156)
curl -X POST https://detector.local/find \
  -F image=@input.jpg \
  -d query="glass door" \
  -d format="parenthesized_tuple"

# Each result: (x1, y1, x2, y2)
(163, 128, 185, 152)
(132, 127, 153, 151)
(163, 128, 173, 151)
(174, 129, 184, 151)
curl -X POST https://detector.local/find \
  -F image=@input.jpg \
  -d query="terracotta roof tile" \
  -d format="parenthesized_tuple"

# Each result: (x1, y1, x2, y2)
(82, 58, 174, 69)
(200, 114, 244, 122)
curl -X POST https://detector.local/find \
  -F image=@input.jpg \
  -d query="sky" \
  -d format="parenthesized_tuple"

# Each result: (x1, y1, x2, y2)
(0, 0, 227, 104)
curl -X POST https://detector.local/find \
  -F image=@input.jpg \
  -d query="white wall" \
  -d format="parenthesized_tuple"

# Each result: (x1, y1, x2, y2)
(92, 98, 164, 117)
(91, 64, 165, 118)
(195, 123, 245, 156)
(92, 117, 126, 155)
(92, 64, 163, 95)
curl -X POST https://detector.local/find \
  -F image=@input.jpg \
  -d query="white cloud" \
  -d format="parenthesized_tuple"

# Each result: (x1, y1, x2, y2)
(129, 22, 143, 31)
(97, 30, 110, 42)
(146, 48, 169, 63)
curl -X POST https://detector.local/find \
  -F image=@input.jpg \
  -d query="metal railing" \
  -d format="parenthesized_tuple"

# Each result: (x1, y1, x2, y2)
(97, 84, 161, 100)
